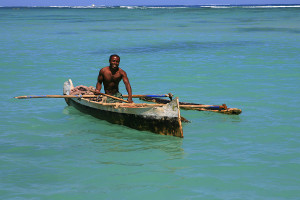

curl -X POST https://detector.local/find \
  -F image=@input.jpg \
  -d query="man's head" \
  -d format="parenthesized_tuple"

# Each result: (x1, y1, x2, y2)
(109, 54, 120, 71)
(109, 54, 120, 62)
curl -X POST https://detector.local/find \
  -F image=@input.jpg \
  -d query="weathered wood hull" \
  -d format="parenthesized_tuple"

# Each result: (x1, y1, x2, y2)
(63, 79, 183, 137)
(67, 98, 182, 136)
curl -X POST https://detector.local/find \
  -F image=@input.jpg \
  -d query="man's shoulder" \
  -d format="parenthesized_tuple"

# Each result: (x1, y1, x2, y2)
(118, 68, 127, 75)
(100, 66, 110, 72)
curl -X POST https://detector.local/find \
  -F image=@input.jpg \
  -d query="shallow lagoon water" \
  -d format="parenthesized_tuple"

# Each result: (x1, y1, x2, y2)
(1, 6, 300, 199)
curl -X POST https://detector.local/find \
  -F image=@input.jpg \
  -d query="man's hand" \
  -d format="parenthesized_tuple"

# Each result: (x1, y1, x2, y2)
(127, 98, 133, 103)
(94, 90, 100, 95)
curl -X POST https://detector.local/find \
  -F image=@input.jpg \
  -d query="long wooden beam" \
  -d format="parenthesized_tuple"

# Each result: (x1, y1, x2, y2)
(14, 94, 169, 99)
(140, 97, 242, 115)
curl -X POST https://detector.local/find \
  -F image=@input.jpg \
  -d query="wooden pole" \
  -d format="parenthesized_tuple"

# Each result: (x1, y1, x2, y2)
(14, 95, 97, 99)
(176, 98, 183, 138)
(14, 95, 226, 108)
(14, 94, 169, 99)
(98, 93, 129, 103)
(123, 94, 169, 98)
(14, 94, 129, 103)
(179, 104, 227, 109)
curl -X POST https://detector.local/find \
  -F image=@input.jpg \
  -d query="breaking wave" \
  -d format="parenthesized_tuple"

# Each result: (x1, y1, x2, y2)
(2, 5, 300, 9)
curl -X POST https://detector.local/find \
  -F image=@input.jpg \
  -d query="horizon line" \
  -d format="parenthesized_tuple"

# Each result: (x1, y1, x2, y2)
(1, 4, 300, 7)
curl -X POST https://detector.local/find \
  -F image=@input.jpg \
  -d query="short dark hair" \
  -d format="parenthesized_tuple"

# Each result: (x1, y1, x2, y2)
(109, 54, 120, 61)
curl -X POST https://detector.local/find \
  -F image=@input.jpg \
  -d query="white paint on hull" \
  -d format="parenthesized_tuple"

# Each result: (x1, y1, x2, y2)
(64, 79, 180, 119)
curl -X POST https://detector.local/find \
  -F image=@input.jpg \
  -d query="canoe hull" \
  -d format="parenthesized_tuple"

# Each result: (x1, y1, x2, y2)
(67, 98, 182, 137)
(64, 79, 183, 137)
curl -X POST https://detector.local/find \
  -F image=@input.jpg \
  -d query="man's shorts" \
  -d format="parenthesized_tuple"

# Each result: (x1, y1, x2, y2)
(106, 92, 123, 103)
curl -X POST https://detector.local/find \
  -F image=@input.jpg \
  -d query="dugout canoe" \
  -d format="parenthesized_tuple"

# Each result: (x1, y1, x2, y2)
(63, 79, 183, 137)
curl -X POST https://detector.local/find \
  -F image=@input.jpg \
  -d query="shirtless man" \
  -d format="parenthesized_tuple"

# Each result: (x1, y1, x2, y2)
(95, 55, 133, 103)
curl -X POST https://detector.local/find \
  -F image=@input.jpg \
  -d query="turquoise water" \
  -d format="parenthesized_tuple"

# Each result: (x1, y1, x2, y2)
(1, 6, 300, 199)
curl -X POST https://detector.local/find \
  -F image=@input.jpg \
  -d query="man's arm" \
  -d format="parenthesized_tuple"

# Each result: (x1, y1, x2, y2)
(122, 71, 133, 103)
(95, 69, 103, 94)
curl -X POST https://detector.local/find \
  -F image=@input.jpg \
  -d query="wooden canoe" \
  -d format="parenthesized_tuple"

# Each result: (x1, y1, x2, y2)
(63, 79, 183, 137)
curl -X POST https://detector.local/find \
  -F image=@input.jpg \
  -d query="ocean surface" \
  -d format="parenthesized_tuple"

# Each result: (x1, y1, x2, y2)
(1, 5, 300, 199)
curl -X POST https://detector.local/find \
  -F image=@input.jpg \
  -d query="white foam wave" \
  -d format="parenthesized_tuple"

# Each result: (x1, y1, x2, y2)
(118, 6, 189, 9)
(2, 5, 300, 9)
(243, 5, 300, 8)
(202, 5, 231, 9)
(146, 6, 188, 9)
(49, 6, 71, 8)
(69, 5, 300, 9)
(48, 5, 106, 8)
(202, 5, 300, 9)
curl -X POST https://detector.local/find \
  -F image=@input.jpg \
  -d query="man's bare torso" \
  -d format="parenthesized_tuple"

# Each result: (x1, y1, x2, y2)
(100, 66, 124, 95)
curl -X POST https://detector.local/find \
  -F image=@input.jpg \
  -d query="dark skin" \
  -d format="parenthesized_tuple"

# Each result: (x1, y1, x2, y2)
(95, 56, 133, 103)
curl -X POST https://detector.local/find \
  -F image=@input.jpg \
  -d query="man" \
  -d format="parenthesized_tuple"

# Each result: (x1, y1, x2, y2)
(95, 54, 133, 103)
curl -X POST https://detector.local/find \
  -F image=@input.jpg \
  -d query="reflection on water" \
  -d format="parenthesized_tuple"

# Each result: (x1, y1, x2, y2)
(62, 105, 185, 158)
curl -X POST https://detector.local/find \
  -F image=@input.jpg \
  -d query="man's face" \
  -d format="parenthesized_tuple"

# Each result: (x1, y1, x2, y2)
(109, 56, 120, 70)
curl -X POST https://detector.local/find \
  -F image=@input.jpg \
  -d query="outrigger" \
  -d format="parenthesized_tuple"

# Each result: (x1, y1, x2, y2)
(14, 79, 242, 138)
